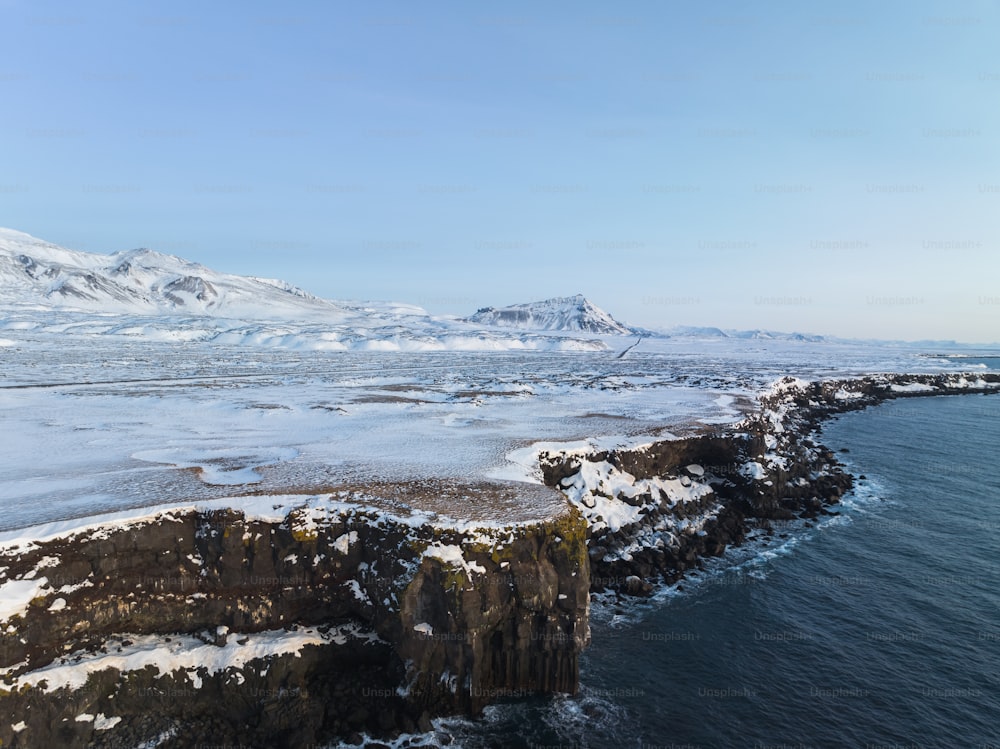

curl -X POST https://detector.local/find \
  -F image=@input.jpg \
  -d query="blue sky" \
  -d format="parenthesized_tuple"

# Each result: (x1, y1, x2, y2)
(1, 0, 998, 341)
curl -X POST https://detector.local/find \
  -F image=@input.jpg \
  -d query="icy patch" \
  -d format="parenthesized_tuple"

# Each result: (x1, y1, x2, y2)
(834, 388, 864, 400)
(944, 376, 996, 390)
(890, 382, 937, 393)
(132, 446, 299, 486)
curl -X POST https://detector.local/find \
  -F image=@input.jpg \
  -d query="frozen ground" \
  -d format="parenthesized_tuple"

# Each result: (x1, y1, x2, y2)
(0, 320, 974, 534)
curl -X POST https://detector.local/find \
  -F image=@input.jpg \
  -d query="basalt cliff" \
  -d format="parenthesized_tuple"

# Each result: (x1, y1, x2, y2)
(0, 488, 588, 747)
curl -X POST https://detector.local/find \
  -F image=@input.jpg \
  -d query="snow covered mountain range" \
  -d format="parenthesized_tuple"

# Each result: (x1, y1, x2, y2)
(0, 229, 620, 332)
(0, 228, 623, 351)
(0, 227, 349, 319)
(0, 227, 840, 349)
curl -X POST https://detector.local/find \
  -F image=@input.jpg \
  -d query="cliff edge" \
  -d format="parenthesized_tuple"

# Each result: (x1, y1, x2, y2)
(0, 484, 589, 747)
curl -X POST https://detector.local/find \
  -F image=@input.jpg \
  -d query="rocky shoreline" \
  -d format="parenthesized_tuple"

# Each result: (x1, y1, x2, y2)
(538, 371, 1000, 598)
(1, 370, 997, 747)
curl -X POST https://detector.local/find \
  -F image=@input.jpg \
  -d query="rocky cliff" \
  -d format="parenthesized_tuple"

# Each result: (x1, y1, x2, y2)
(0, 488, 589, 748)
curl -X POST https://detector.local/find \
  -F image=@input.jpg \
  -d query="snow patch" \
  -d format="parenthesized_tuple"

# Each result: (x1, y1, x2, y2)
(9, 625, 381, 693)
(0, 576, 49, 622)
(333, 530, 358, 556)
(94, 714, 122, 731)
(423, 543, 487, 578)
(890, 382, 937, 393)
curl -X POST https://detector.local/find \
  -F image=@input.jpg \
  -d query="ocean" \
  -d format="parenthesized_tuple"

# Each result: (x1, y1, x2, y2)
(440, 387, 1000, 748)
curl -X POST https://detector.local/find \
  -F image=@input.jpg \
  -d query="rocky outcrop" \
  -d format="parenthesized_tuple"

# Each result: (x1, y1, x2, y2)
(0, 496, 589, 748)
(538, 371, 1000, 597)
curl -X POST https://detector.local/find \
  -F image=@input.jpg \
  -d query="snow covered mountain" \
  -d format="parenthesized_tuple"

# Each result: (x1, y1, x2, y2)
(0, 227, 351, 319)
(656, 325, 826, 342)
(0, 229, 616, 352)
(0, 228, 836, 351)
(465, 294, 634, 335)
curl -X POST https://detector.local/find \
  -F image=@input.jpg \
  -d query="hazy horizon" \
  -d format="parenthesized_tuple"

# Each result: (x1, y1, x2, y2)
(2, 0, 998, 341)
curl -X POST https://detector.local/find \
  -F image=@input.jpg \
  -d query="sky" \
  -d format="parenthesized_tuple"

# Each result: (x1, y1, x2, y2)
(1, 0, 998, 342)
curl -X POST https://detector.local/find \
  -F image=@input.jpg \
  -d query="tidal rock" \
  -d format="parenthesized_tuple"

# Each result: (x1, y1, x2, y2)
(623, 576, 653, 597)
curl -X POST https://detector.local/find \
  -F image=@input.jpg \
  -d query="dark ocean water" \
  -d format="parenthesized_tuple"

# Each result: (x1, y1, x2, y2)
(440, 389, 1000, 748)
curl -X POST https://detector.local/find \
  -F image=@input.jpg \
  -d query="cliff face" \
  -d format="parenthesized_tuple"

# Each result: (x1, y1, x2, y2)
(0, 498, 589, 748)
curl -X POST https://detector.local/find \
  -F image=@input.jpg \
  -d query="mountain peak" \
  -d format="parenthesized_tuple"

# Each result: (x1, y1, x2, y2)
(0, 227, 39, 243)
(0, 228, 344, 318)
(466, 295, 632, 335)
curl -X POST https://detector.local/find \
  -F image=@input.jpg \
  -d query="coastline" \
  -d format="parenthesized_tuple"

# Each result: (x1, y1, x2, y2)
(550, 371, 1000, 599)
(1, 370, 997, 747)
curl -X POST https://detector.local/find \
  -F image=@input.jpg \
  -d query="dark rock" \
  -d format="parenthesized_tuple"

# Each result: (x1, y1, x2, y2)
(0, 505, 590, 748)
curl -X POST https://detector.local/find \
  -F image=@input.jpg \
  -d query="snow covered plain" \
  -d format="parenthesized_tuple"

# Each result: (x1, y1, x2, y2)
(0, 323, 967, 534)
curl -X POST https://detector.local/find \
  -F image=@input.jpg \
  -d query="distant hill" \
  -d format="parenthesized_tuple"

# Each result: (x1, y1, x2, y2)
(465, 294, 633, 335)
(646, 325, 826, 342)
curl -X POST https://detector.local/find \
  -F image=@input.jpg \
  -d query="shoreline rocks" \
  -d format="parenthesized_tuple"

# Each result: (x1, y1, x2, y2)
(538, 371, 1000, 597)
